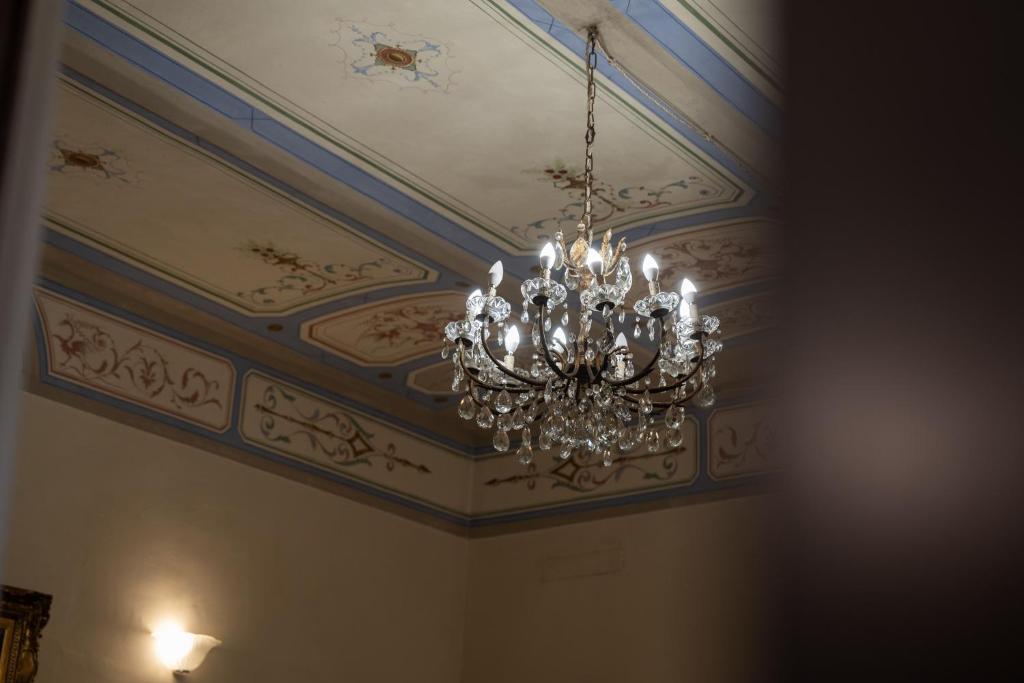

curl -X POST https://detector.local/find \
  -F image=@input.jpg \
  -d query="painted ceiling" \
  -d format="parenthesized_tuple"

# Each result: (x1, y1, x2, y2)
(32, 0, 781, 530)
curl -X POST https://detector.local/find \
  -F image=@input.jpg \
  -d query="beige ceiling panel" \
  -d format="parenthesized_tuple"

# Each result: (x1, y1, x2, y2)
(45, 78, 434, 316)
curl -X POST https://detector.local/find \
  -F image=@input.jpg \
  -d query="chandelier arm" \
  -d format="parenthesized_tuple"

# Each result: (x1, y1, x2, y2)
(628, 333, 711, 396)
(620, 376, 703, 412)
(537, 304, 576, 381)
(606, 317, 668, 387)
(466, 373, 534, 395)
(476, 325, 547, 387)
(457, 349, 533, 393)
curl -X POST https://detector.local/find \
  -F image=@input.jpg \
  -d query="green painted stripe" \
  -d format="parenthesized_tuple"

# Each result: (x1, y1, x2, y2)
(673, 0, 782, 92)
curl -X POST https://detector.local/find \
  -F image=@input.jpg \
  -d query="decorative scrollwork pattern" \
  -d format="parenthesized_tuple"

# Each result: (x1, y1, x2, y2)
(253, 384, 429, 473)
(485, 449, 682, 493)
(510, 162, 723, 242)
(304, 292, 468, 366)
(329, 20, 457, 93)
(36, 288, 234, 431)
(709, 403, 777, 479)
(240, 373, 431, 477)
(237, 242, 424, 306)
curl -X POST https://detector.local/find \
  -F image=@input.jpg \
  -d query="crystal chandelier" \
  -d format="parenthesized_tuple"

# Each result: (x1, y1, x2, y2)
(442, 28, 721, 466)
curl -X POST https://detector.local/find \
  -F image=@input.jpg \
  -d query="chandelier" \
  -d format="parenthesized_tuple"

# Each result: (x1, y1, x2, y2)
(442, 28, 721, 466)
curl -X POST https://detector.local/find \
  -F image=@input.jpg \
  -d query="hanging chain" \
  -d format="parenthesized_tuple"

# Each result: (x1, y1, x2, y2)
(579, 27, 598, 240)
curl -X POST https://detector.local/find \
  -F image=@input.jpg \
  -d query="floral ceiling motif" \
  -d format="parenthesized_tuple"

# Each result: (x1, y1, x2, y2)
(236, 241, 425, 308)
(45, 77, 434, 316)
(709, 403, 778, 480)
(244, 377, 429, 475)
(630, 218, 781, 294)
(329, 20, 457, 93)
(303, 291, 468, 366)
(32, 282, 777, 525)
(510, 161, 724, 243)
(77, 0, 750, 255)
(34, 288, 234, 431)
(49, 134, 141, 186)
(484, 448, 684, 493)
(238, 372, 439, 499)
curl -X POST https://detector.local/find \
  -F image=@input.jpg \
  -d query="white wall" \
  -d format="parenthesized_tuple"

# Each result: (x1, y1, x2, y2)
(3, 393, 771, 682)
(2, 393, 468, 683)
(461, 496, 775, 683)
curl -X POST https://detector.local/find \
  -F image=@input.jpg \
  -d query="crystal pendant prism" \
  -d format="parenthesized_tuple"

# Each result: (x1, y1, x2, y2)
(517, 441, 534, 465)
(457, 395, 476, 420)
(493, 430, 510, 452)
(494, 389, 514, 414)
(476, 407, 494, 429)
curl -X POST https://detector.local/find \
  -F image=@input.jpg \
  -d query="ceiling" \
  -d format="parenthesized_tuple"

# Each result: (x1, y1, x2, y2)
(32, 0, 781, 530)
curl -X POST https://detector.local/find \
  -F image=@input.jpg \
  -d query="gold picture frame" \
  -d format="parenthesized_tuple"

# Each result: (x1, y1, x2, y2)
(0, 587, 51, 683)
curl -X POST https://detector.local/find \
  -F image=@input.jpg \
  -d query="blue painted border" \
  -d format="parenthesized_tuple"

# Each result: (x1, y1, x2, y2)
(32, 281, 769, 527)
(63, 0, 771, 239)
(504, 0, 779, 136)
(51, 1, 780, 457)
(599, 0, 781, 136)
(50, 62, 778, 418)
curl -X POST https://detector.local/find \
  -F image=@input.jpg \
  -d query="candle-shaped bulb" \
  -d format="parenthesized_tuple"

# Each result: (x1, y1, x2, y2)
(539, 243, 556, 269)
(488, 261, 504, 287)
(469, 288, 482, 300)
(586, 248, 604, 276)
(679, 298, 692, 321)
(504, 325, 520, 354)
(680, 277, 697, 302)
(615, 332, 628, 350)
(552, 327, 568, 349)
(641, 254, 660, 282)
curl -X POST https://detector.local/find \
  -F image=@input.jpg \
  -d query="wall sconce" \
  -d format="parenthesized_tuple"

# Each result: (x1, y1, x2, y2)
(152, 623, 221, 675)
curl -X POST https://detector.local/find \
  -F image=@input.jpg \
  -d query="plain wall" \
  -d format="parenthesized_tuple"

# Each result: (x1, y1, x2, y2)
(2, 393, 469, 683)
(461, 495, 775, 683)
(4, 393, 772, 682)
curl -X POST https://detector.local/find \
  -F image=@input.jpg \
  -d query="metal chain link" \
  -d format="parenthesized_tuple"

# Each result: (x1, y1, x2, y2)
(580, 28, 598, 237)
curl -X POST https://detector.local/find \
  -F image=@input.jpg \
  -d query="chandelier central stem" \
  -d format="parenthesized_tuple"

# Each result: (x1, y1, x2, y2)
(580, 27, 598, 241)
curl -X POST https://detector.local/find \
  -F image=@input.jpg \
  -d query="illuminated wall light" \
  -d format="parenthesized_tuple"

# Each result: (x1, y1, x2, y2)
(152, 622, 221, 675)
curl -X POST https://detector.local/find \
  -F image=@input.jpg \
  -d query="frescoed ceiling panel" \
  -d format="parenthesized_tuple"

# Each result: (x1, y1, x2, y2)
(45, 76, 435, 315)
(32, 0, 782, 529)
(78, 0, 753, 254)
(303, 291, 468, 367)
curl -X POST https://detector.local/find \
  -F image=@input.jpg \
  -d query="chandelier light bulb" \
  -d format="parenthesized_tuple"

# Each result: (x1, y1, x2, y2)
(680, 277, 697, 302)
(539, 243, 556, 269)
(641, 254, 660, 282)
(552, 327, 568, 350)
(586, 248, 604, 276)
(488, 260, 504, 287)
(469, 288, 482, 300)
(504, 325, 520, 354)
(613, 331, 629, 377)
